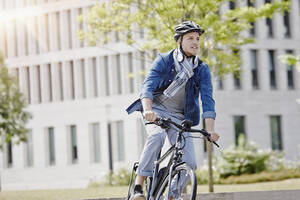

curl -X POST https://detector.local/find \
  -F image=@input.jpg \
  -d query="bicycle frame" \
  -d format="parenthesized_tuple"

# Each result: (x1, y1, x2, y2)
(126, 118, 219, 200)
(147, 129, 186, 200)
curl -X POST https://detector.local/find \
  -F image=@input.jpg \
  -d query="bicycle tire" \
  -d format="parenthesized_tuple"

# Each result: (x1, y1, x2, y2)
(154, 163, 197, 200)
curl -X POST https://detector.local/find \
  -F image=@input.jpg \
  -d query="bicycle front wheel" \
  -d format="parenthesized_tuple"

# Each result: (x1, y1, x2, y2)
(154, 163, 197, 200)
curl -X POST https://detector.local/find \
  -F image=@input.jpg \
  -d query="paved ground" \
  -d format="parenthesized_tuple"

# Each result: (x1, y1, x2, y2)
(85, 190, 300, 200)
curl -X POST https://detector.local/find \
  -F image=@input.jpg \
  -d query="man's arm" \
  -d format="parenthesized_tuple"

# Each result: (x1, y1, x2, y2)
(205, 118, 219, 142)
(141, 97, 157, 122)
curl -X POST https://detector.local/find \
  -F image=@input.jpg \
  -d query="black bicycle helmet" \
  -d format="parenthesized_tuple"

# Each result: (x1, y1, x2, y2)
(174, 21, 205, 41)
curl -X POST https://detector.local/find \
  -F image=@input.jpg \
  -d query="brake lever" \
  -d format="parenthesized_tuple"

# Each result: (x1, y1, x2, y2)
(145, 118, 170, 129)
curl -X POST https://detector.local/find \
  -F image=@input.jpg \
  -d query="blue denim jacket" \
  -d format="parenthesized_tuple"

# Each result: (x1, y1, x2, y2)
(126, 50, 216, 126)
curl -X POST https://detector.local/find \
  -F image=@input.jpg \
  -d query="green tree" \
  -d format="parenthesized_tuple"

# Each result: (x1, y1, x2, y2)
(0, 52, 32, 149)
(79, 0, 290, 75)
(280, 54, 300, 104)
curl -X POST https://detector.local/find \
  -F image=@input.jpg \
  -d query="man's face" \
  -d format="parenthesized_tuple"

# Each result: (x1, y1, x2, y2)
(179, 32, 200, 57)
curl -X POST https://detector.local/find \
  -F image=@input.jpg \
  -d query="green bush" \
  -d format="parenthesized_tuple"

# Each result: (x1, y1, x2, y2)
(105, 168, 131, 186)
(217, 135, 272, 178)
(196, 165, 220, 185)
(196, 135, 300, 184)
(219, 169, 300, 184)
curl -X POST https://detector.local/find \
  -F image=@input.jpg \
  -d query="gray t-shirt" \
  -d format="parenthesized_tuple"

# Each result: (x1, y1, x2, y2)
(152, 82, 186, 120)
(152, 57, 195, 120)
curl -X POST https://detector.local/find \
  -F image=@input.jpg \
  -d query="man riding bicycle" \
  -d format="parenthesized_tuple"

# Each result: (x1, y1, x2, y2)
(126, 21, 220, 200)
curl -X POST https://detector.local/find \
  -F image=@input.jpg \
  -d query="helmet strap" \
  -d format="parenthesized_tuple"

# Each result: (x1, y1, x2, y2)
(179, 36, 187, 56)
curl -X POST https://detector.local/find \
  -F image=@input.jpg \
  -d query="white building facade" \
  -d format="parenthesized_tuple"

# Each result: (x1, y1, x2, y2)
(0, 0, 299, 190)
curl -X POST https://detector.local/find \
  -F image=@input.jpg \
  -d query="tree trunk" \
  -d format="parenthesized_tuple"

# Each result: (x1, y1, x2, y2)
(207, 141, 214, 193)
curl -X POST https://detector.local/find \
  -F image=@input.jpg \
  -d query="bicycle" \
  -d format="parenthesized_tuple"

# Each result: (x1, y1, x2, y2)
(125, 118, 219, 200)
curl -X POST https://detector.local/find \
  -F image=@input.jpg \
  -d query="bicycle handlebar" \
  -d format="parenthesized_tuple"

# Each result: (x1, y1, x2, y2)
(145, 118, 220, 148)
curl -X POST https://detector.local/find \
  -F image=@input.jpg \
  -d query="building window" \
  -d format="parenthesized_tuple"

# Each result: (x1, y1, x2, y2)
(70, 61, 75, 99)
(250, 50, 259, 89)
(24, 18, 29, 56)
(104, 56, 110, 96)
(116, 54, 122, 94)
(90, 123, 101, 163)
(110, 121, 125, 162)
(266, 17, 273, 38)
(56, 12, 61, 50)
(45, 14, 50, 52)
(217, 76, 223, 90)
(247, 0, 256, 36)
(140, 27, 145, 39)
(5, 141, 13, 168)
(0, 23, 8, 57)
(37, 65, 42, 103)
(116, 121, 125, 161)
(81, 59, 86, 98)
(47, 64, 53, 102)
(58, 62, 64, 100)
(115, 31, 120, 42)
(92, 58, 98, 97)
(128, 52, 134, 93)
(286, 50, 294, 89)
(140, 52, 146, 82)
(233, 72, 241, 90)
(47, 127, 56, 166)
(25, 66, 31, 103)
(283, 11, 291, 38)
(265, 0, 273, 38)
(24, 130, 34, 167)
(67, 10, 72, 49)
(229, 1, 236, 10)
(34, 16, 40, 54)
(70, 125, 78, 164)
(249, 22, 256, 37)
(15, 68, 20, 84)
(234, 116, 246, 145)
(270, 116, 283, 150)
(78, 8, 84, 48)
(268, 50, 277, 89)
(12, 19, 18, 57)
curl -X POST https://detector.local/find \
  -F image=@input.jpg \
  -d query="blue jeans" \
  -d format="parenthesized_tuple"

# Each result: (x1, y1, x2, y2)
(137, 109, 197, 197)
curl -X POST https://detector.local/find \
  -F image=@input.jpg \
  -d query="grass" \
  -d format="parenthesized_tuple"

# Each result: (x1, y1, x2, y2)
(0, 186, 128, 200)
(218, 169, 300, 184)
(0, 178, 300, 200)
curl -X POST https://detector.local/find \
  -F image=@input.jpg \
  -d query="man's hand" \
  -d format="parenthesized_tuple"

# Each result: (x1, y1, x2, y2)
(143, 110, 157, 122)
(204, 118, 219, 142)
(141, 97, 157, 122)
(209, 131, 220, 142)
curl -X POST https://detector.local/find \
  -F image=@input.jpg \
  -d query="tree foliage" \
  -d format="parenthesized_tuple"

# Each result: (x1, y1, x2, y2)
(280, 54, 300, 71)
(79, 0, 290, 75)
(0, 53, 31, 149)
(280, 53, 300, 104)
